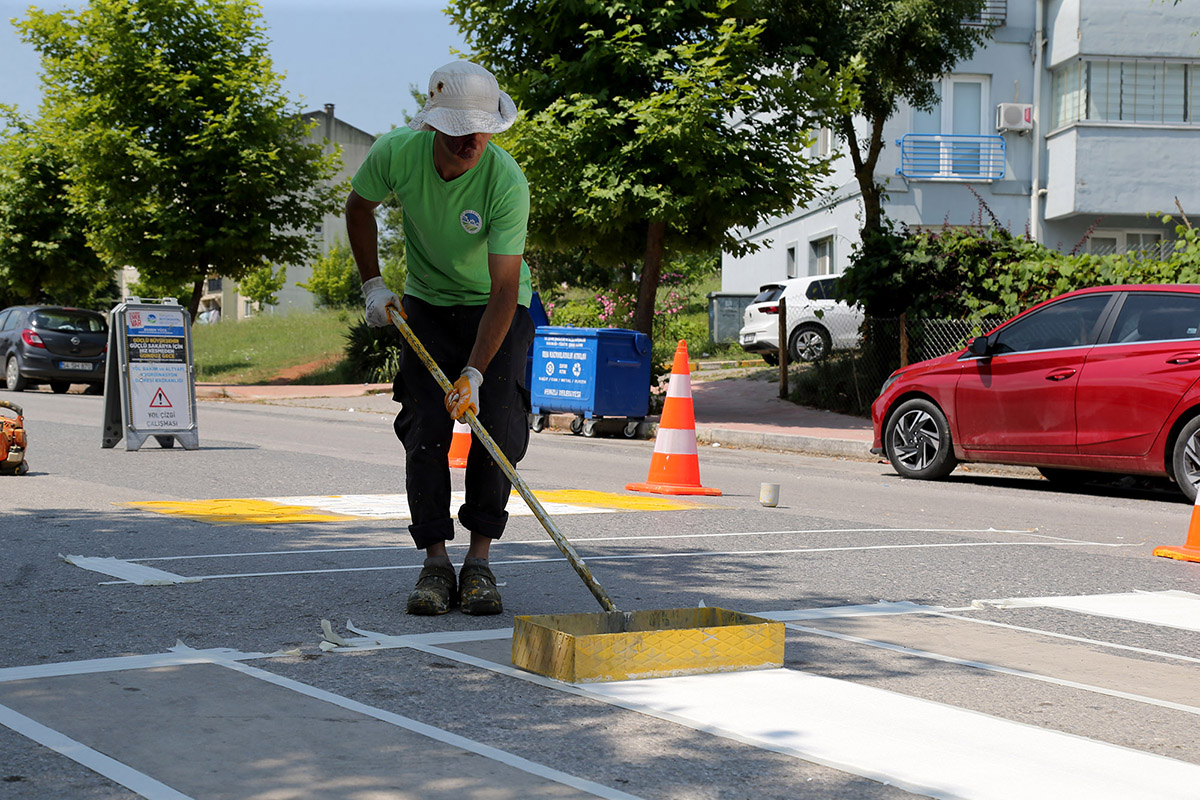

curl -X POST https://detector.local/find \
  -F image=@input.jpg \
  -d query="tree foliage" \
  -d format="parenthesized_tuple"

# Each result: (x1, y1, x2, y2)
(238, 264, 286, 307)
(0, 112, 112, 308)
(16, 0, 345, 319)
(448, 0, 858, 336)
(784, 0, 994, 235)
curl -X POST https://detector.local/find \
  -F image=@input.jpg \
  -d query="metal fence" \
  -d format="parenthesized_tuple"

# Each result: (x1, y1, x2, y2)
(779, 314, 1004, 417)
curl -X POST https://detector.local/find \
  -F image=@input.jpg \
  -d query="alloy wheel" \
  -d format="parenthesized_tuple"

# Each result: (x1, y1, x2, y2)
(890, 408, 943, 472)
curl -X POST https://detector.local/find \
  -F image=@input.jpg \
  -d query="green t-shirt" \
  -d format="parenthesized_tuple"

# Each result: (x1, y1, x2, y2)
(351, 127, 532, 307)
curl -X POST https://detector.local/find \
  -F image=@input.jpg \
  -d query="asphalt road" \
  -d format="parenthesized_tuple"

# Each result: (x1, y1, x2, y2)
(2, 388, 1200, 799)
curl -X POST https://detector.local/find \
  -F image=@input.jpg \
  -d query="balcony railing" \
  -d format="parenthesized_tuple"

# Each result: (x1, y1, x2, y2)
(964, 0, 1006, 27)
(896, 133, 1006, 181)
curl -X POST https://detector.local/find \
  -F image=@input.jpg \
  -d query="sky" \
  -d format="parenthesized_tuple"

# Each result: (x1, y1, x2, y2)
(0, 0, 471, 136)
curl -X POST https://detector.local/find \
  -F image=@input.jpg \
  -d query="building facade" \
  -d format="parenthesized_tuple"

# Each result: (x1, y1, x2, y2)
(721, 0, 1200, 296)
(200, 104, 376, 320)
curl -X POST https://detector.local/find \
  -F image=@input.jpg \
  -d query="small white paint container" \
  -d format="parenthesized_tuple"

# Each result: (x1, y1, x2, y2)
(759, 483, 780, 507)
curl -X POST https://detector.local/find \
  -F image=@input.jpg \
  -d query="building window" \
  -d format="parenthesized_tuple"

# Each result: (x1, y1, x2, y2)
(786, 243, 799, 278)
(810, 127, 833, 159)
(810, 237, 834, 275)
(206, 277, 222, 293)
(1086, 229, 1167, 257)
(1052, 59, 1197, 128)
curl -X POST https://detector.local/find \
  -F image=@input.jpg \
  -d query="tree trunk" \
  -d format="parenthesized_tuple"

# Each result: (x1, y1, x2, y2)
(187, 276, 204, 324)
(633, 220, 666, 336)
(842, 112, 888, 237)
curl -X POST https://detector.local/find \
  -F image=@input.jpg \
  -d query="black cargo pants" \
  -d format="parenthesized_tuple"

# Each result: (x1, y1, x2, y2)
(392, 295, 534, 550)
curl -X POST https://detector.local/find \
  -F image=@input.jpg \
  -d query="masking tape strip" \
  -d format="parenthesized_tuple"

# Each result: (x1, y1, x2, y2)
(759, 601, 948, 622)
(60, 555, 199, 585)
(785, 622, 1200, 717)
(98, 540, 1134, 586)
(193, 649, 646, 800)
(0, 648, 270, 684)
(0, 703, 193, 800)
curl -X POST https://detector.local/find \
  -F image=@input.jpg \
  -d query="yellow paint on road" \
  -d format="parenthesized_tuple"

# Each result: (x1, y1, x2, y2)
(125, 490, 715, 526)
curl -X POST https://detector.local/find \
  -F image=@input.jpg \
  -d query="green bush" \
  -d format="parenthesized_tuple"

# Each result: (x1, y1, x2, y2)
(298, 242, 362, 309)
(343, 317, 402, 384)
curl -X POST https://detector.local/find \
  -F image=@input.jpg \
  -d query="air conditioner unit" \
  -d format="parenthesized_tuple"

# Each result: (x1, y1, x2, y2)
(996, 103, 1033, 132)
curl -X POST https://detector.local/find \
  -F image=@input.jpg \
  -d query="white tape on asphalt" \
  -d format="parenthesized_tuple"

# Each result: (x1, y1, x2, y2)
(60, 555, 199, 585)
(0, 704, 193, 800)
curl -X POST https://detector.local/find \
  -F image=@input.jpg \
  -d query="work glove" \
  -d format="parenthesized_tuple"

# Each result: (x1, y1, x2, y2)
(361, 276, 402, 327)
(445, 366, 483, 420)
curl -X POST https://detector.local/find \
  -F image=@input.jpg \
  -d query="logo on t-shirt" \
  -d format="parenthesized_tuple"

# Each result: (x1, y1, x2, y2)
(460, 210, 483, 234)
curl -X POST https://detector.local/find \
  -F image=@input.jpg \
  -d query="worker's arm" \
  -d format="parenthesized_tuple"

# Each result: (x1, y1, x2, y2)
(345, 190, 383, 282)
(468, 253, 522, 375)
(445, 253, 521, 419)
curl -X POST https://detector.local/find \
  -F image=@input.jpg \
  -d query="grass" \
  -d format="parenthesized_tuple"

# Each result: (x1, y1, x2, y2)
(188, 273, 751, 386)
(191, 307, 356, 384)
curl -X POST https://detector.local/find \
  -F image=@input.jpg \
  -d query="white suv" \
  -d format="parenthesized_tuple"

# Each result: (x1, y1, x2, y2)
(738, 273, 863, 364)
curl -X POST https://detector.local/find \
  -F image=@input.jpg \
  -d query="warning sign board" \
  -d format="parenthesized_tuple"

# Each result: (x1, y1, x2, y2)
(102, 298, 199, 451)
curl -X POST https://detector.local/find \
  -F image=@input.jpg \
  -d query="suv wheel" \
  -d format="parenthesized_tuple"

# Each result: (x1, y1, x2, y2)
(884, 398, 958, 480)
(1170, 416, 1200, 503)
(789, 324, 831, 362)
(5, 357, 27, 392)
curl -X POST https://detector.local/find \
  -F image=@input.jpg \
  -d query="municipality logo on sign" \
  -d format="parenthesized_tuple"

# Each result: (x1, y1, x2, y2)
(460, 209, 482, 234)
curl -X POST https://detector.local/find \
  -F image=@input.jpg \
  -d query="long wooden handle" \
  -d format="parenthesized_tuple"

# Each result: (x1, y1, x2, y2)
(388, 307, 617, 612)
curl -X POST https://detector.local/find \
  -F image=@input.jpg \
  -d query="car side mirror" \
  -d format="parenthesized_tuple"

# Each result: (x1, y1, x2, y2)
(966, 336, 991, 358)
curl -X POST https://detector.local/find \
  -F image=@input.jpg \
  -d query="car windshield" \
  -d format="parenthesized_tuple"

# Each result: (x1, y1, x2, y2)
(32, 309, 107, 334)
(753, 286, 784, 303)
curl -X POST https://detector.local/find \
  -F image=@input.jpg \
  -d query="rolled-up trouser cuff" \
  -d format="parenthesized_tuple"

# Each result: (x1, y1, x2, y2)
(409, 517, 455, 550)
(458, 503, 509, 540)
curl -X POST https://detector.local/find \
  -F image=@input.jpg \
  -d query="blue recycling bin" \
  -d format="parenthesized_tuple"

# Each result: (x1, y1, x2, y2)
(531, 326, 651, 420)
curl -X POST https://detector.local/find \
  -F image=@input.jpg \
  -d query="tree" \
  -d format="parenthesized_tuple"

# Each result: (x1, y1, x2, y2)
(448, 0, 857, 336)
(0, 112, 112, 308)
(779, 0, 994, 236)
(16, 0, 345, 320)
(296, 242, 359, 309)
(238, 264, 286, 308)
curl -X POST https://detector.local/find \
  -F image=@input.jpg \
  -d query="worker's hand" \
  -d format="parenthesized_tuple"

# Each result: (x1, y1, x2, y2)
(361, 276, 402, 327)
(445, 366, 482, 420)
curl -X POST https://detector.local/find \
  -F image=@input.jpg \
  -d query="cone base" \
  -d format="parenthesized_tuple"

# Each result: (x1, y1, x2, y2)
(1153, 545, 1200, 563)
(626, 481, 722, 497)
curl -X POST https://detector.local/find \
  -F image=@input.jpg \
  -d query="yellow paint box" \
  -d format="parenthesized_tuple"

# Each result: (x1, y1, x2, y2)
(512, 607, 784, 683)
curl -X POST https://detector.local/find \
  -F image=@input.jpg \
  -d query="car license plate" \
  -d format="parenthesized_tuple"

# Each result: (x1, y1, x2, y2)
(741, 333, 755, 344)
(60, 361, 92, 371)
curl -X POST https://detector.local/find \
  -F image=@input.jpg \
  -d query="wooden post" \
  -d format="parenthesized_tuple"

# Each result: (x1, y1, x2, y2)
(778, 296, 788, 399)
(899, 312, 909, 368)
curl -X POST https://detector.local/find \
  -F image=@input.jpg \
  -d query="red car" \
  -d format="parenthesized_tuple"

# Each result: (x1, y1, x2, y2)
(872, 285, 1200, 501)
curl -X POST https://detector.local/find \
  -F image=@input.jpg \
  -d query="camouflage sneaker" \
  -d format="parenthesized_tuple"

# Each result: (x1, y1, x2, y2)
(458, 557, 503, 616)
(406, 557, 457, 616)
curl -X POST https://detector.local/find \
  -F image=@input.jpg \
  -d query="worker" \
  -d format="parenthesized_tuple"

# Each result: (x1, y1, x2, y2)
(345, 60, 534, 616)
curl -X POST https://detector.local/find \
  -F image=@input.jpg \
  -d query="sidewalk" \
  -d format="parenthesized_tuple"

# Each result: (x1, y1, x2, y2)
(194, 372, 876, 460)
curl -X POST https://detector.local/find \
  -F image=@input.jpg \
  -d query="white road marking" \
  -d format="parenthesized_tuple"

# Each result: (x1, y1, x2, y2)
(784, 622, 1200, 716)
(89, 540, 1134, 585)
(59, 555, 198, 585)
(583, 669, 1200, 800)
(978, 590, 1200, 632)
(0, 704, 193, 800)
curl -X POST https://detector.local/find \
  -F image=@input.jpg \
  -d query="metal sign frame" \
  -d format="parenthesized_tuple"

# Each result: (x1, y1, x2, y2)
(101, 297, 199, 451)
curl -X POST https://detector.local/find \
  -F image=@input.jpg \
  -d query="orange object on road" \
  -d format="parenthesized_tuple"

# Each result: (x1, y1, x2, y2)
(448, 419, 471, 469)
(626, 340, 721, 497)
(0, 400, 28, 476)
(1154, 488, 1200, 563)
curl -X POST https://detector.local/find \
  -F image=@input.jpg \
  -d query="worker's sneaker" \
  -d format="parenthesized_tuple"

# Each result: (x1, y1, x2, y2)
(458, 557, 503, 615)
(406, 557, 457, 615)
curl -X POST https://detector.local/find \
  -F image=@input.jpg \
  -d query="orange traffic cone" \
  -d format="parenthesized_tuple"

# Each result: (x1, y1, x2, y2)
(626, 340, 721, 496)
(448, 420, 471, 469)
(1154, 488, 1200, 562)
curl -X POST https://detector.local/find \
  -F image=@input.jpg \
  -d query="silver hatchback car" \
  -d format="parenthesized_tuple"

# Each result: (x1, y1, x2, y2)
(738, 274, 864, 365)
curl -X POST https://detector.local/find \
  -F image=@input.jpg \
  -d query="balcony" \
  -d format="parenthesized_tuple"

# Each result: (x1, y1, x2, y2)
(895, 133, 1006, 181)
(963, 0, 1006, 28)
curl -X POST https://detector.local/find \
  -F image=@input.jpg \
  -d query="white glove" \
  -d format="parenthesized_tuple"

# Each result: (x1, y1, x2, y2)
(361, 276, 401, 327)
(445, 366, 483, 420)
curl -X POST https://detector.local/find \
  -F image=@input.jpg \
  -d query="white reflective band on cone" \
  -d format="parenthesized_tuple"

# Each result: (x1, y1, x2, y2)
(666, 372, 692, 398)
(654, 427, 699, 456)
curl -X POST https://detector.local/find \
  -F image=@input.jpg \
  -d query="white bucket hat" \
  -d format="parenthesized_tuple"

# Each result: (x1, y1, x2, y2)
(408, 60, 518, 137)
